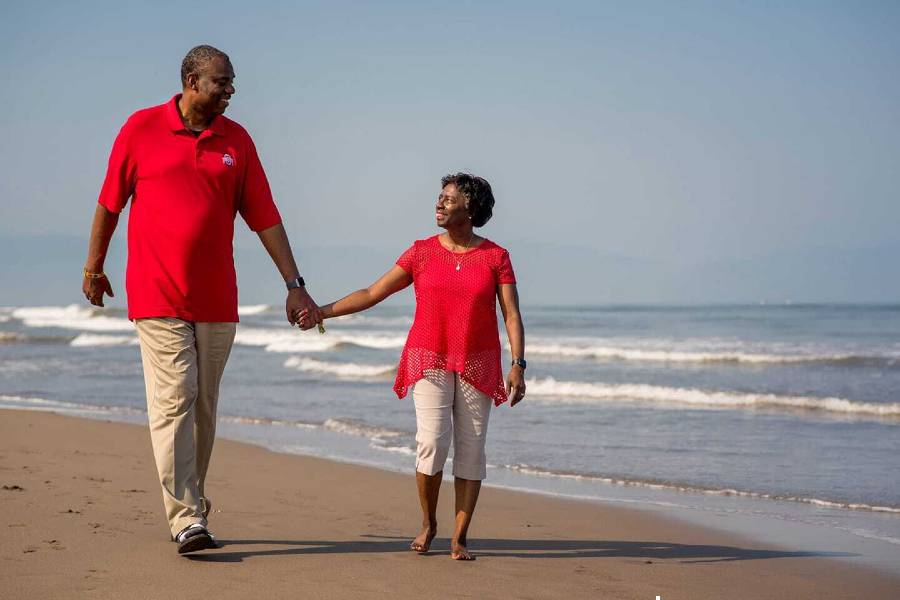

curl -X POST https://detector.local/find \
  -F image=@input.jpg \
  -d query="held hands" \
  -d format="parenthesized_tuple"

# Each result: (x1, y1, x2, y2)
(82, 271, 114, 307)
(293, 306, 327, 332)
(506, 365, 526, 406)
(286, 287, 323, 330)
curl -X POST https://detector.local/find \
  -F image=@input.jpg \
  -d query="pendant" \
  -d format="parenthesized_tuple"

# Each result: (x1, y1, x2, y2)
(455, 264, 461, 271)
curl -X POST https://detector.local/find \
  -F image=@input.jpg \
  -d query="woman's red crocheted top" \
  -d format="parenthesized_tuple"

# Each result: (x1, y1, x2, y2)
(393, 235, 517, 406)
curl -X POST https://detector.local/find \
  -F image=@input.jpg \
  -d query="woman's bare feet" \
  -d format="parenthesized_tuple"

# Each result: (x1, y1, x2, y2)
(450, 538, 473, 560)
(410, 523, 436, 554)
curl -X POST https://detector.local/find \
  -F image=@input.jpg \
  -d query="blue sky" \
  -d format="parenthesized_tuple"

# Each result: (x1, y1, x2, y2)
(1, 1, 898, 304)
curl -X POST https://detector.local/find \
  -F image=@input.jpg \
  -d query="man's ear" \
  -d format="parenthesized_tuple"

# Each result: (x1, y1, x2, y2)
(186, 72, 200, 91)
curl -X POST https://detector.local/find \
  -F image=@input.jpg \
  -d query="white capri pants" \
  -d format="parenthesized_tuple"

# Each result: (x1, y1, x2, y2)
(413, 369, 493, 481)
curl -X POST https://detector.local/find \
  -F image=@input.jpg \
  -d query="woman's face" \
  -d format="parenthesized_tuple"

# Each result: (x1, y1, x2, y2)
(435, 184, 470, 229)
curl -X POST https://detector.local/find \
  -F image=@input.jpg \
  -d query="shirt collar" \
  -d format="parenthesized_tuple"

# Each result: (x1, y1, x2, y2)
(166, 94, 226, 136)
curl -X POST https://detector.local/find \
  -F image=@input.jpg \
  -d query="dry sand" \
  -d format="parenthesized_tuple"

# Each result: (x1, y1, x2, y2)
(1, 409, 897, 599)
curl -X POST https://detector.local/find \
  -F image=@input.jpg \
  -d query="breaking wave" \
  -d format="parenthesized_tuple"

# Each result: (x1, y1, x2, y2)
(526, 341, 896, 366)
(525, 377, 900, 418)
(238, 304, 271, 316)
(11, 305, 133, 332)
(235, 327, 405, 353)
(69, 333, 138, 347)
(284, 357, 395, 378)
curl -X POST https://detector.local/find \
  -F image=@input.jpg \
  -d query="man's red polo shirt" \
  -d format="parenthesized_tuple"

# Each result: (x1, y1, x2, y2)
(97, 95, 282, 322)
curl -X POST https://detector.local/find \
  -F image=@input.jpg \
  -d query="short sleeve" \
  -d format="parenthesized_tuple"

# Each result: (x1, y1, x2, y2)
(238, 135, 282, 232)
(497, 249, 516, 284)
(396, 242, 417, 275)
(97, 120, 137, 214)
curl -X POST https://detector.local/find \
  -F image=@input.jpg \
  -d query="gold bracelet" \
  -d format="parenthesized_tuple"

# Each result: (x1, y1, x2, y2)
(83, 268, 106, 280)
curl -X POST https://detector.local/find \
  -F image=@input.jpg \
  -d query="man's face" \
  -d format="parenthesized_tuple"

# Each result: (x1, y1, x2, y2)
(191, 56, 235, 116)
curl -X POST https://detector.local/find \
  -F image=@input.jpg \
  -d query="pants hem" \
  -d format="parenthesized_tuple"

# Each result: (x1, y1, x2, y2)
(452, 462, 487, 481)
(415, 459, 444, 477)
(171, 516, 205, 538)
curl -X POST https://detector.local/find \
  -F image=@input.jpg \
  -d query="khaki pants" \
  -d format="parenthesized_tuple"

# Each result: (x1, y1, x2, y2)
(413, 369, 493, 481)
(134, 318, 236, 537)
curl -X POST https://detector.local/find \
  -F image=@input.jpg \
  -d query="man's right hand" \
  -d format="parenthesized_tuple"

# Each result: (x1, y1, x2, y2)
(83, 273, 115, 307)
(83, 205, 120, 309)
(287, 287, 322, 328)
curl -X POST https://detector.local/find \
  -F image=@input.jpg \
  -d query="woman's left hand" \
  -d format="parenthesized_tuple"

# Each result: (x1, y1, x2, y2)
(506, 367, 526, 407)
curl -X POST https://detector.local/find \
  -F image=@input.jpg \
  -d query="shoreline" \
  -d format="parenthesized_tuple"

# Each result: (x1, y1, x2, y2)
(6, 397, 900, 575)
(6, 393, 898, 515)
(2, 408, 899, 599)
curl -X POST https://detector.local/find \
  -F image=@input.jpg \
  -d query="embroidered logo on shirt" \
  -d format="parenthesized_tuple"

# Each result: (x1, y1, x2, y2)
(222, 153, 234, 167)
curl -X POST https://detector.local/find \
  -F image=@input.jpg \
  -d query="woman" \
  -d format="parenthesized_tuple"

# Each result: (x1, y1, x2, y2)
(297, 173, 526, 560)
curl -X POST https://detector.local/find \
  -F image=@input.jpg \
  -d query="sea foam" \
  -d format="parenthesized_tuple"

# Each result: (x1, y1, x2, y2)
(525, 340, 892, 366)
(69, 333, 139, 347)
(238, 304, 270, 316)
(235, 327, 405, 353)
(284, 357, 395, 378)
(502, 463, 900, 515)
(12, 305, 134, 332)
(525, 377, 900, 418)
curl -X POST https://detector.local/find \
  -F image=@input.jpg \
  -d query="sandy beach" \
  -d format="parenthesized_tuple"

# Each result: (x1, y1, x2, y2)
(0, 409, 896, 599)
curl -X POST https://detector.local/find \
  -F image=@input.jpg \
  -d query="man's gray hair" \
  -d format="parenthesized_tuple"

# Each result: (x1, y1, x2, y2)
(180, 45, 230, 87)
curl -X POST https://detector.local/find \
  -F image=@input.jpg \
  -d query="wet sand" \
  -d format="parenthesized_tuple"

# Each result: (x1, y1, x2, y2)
(1, 409, 897, 599)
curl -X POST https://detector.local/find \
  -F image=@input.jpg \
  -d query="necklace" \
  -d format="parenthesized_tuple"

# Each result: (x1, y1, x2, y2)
(450, 231, 475, 271)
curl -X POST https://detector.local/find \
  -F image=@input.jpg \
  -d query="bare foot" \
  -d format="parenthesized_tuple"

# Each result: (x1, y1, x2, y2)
(410, 525, 436, 554)
(450, 539, 473, 561)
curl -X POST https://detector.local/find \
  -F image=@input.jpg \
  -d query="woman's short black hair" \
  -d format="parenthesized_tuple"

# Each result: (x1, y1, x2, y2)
(441, 173, 495, 227)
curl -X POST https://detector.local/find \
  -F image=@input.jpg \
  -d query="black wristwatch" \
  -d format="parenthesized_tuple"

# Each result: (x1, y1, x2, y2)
(286, 277, 306, 290)
(511, 358, 527, 370)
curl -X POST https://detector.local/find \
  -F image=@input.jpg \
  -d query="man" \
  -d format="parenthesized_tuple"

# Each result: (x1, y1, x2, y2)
(82, 45, 322, 554)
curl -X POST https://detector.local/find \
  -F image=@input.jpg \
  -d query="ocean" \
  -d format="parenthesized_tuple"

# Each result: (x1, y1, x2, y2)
(2, 303, 899, 569)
